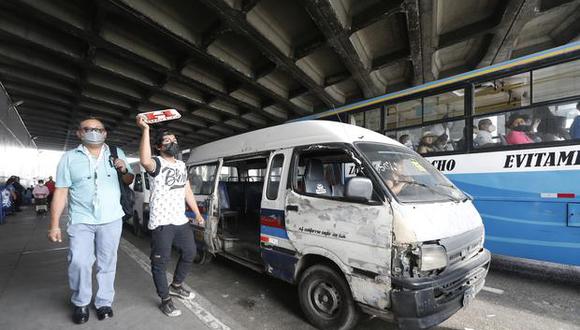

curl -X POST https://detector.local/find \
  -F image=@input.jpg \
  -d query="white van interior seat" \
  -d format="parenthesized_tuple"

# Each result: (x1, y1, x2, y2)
(304, 159, 332, 196)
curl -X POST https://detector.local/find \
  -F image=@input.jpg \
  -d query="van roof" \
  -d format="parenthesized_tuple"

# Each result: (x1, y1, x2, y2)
(187, 120, 398, 164)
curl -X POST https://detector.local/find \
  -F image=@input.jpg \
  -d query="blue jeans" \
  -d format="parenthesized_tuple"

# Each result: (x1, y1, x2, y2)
(67, 219, 122, 308)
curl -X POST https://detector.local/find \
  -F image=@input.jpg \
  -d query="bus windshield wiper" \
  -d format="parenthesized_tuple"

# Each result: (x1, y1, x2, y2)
(397, 180, 462, 202)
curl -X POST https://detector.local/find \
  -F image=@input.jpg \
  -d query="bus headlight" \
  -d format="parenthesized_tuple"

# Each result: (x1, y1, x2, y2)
(419, 245, 448, 271)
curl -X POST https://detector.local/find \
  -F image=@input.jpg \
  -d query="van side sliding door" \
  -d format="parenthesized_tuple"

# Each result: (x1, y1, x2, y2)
(260, 148, 297, 282)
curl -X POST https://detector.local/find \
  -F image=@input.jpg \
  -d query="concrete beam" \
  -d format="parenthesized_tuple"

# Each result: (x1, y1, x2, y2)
(350, 0, 404, 33)
(302, 0, 383, 98)
(438, 1, 509, 50)
(106, 0, 305, 119)
(418, 0, 435, 81)
(371, 49, 410, 72)
(403, 0, 423, 85)
(478, 0, 540, 67)
(200, 0, 339, 106)
(293, 35, 326, 60)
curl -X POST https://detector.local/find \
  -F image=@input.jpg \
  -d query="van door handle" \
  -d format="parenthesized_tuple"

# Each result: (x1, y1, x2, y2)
(286, 205, 299, 212)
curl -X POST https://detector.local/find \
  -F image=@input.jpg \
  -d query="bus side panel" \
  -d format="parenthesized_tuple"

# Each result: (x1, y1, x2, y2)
(448, 170, 580, 266)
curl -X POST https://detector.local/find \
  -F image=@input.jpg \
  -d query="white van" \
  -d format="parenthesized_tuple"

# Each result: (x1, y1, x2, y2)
(126, 162, 151, 236)
(186, 121, 490, 329)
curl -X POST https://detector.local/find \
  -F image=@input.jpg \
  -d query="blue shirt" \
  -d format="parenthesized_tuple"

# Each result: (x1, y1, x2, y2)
(55, 144, 133, 225)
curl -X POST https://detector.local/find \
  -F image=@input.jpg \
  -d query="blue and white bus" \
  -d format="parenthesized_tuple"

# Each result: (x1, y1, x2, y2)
(299, 41, 580, 266)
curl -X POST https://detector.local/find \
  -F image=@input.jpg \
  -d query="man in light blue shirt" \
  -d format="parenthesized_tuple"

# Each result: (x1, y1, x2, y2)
(48, 117, 134, 324)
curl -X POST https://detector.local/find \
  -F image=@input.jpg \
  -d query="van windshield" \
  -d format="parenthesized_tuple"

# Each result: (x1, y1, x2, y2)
(356, 143, 466, 203)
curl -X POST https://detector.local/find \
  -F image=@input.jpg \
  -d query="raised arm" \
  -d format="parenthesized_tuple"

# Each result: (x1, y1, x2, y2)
(137, 115, 156, 173)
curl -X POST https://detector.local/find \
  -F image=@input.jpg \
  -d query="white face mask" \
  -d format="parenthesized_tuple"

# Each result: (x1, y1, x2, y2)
(82, 131, 106, 145)
(403, 141, 413, 148)
(489, 124, 496, 132)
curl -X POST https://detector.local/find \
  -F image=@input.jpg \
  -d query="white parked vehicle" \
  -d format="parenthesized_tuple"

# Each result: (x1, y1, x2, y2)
(186, 120, 490, 329)
(126, 162, 151, 236)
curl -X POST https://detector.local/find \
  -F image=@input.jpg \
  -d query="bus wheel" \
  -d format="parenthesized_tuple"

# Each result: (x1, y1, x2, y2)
(298, 265, 360, 330)
(132, 212, 143, 237)
(193, 248, 214, 265)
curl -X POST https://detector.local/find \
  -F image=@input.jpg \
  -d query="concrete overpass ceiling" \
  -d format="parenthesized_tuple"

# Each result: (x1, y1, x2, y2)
(0, 0, 578, 153)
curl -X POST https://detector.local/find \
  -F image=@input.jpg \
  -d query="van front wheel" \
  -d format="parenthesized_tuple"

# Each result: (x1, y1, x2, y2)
(298, 265, 360, 330)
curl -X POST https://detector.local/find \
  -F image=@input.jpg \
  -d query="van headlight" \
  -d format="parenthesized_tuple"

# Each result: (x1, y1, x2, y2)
(418, 245, 448, 271)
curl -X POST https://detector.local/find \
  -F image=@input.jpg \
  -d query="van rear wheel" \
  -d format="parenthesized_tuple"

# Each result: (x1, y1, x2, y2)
(298, 265, 360, 330)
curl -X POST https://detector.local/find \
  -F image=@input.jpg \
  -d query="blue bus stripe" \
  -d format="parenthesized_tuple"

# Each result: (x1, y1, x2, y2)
(261, 225, 289, 239)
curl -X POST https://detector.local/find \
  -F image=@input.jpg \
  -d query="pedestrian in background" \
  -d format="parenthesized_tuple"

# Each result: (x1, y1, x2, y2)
(45, 176, 56, 207)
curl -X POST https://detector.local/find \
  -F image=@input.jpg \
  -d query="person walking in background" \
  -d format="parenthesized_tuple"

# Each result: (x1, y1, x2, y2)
(12, 176, 24, 212)
(137, 115, 204, 317)
(45, 176, 56, 207)
(47, 117, 134, 324)
(33, 180, 49, 199)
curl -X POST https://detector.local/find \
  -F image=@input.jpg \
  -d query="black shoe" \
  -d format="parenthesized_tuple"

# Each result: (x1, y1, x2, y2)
(96, 306, 113, 320)
(160, 298, 182, 317)
(72, 305, 89, 324)
(169, 284, 195, 300)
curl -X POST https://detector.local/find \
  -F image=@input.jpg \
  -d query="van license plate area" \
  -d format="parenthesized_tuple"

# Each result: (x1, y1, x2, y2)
(462, 287, 475, 307)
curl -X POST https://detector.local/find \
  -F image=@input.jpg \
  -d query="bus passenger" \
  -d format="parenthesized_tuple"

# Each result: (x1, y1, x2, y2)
(433, 134, 454, 152)
(505, 114, 539, 145)
(417, 131, 436, 154)
(474, 119, 496, 147)
(398, 134, 413, 148)
(538, 116, 568, 142)
(570, 103, 580, 140)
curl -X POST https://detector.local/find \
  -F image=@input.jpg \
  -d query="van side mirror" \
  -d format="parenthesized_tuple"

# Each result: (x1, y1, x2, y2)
(345, 177, 373, 202)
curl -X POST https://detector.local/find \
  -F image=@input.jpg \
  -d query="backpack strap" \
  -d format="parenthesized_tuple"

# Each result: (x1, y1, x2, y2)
(109, 145, 118, 159)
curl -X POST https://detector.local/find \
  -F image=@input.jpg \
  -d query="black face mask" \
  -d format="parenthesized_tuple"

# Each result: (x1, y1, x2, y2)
(512, 125, 531, 132)
(161, 142, 179, 157)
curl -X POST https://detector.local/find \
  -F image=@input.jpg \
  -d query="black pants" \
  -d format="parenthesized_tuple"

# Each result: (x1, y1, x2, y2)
(150, 223, 196, 300)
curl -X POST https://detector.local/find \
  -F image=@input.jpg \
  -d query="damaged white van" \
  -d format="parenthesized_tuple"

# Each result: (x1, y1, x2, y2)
(186, 120, 490, 329)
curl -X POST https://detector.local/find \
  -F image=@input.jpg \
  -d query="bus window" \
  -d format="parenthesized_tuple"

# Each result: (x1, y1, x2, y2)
(391, 127, 422, 150)
(417, 120, 465, 155)
(473, 116, 501, 148)
(473, 100, 579, 148)
(474, 72, 530, 115)
(364, 108, 381, 131)
(384, 99, 421, 129)
(349, 112, 364, 127)
(423, 89, 464, 122)
(533, 59, 580, 103)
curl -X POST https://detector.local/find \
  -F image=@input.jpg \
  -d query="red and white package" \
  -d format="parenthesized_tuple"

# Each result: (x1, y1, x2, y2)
(137, 109, 181, 124)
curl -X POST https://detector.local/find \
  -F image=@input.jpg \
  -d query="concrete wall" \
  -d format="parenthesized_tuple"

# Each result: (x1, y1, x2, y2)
(0, 83, 36, 184)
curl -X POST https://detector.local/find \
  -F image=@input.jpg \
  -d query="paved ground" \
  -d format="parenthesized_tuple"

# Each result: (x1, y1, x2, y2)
(0, 208, 240, 330)
(1, 207, 579, 330)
